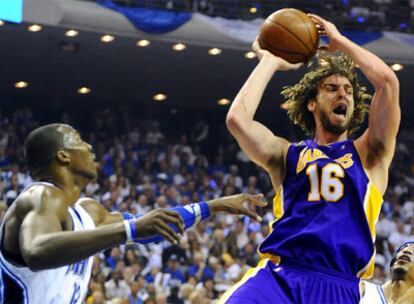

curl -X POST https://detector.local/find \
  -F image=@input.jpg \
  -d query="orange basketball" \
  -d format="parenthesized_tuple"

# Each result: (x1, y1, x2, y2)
(259, 8, 319, 63)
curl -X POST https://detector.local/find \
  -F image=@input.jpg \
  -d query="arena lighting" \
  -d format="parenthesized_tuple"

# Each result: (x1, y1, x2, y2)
(217, 98, 231, 106)
(244, 51, 256, 59)
(137, 39, 150, 47)
(100, 35, 114, 43)
(153, 93, 167, 101)
(14, 81, 28, 89)
(250, 7, 257, 14)
(65, 30, 79, 37)
(28, 24, 42, 32)
(172, 43, 186, 51)
(78, 87, 91, 94)
(391, 63, 404, 71)
(208, 48, 222, 56)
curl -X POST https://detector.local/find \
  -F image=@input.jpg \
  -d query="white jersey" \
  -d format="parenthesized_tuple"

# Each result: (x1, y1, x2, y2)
(360, 281, 387, 304)
(0, 184, 96, 304)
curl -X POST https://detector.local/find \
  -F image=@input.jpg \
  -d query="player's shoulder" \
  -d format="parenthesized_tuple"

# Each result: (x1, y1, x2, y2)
(17, 183, 67, 214)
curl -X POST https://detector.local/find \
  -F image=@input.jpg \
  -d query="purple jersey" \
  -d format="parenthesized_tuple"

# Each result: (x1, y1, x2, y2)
(258, 139, 382, 279)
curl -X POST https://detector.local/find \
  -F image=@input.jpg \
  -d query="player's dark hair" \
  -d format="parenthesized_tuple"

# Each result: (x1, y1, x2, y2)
(281, 51, 372, 136)
(24, 124, 65, 178)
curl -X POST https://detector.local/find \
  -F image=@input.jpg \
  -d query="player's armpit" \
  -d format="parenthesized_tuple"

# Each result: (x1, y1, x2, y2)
(227, 117, 289, 184)
(79, 198, 123, 226)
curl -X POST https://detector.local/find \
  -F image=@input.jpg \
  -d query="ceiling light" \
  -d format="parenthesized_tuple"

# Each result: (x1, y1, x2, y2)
(172, 43, 186, 51)
(250, 7, 258, 13)
(15, 81, 28, 89)
(153, 94, 167, 101)
(28, 24, 42, 32)
(65, 30, 79, 37)
(101, 35, 114, 43)
(208, 48, 222, 56)
(78, 87, 91, 94)
(217, 98, 231, 106)
(0, 20, 4, 26)
(244, 51, 256, 59)
(391, 63, 404, 71)
(137, 39, 150, 47)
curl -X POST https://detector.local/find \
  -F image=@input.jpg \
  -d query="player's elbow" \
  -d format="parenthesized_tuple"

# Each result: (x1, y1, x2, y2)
(226, 110, 243, 135)
(374, 69, 400, 90)
(22, 247, 50, 271)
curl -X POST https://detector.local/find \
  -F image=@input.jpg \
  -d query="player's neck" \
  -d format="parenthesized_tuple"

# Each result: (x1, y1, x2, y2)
(43, 170, 87, 205)
(314, 128, 348, 145)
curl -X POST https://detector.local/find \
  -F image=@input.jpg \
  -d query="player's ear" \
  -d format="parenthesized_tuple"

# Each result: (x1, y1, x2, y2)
(307, 99, 316, 112)
(56, 150, 71, 166)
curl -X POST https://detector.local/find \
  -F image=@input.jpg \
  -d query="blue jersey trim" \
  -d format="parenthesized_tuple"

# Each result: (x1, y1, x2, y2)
(0, 269, 4, 303)
(377, 285, 387, 304)
(71, 207, 84, 227)
(0, 258, 28, 304)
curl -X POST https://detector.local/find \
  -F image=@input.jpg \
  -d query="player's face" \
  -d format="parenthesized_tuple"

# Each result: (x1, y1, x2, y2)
(58, 125, 98, 181)
(391, 244, 414, 282)
(310, 74, 355, 135)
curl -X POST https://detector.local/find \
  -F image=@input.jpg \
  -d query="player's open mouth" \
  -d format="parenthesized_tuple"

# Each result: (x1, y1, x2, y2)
(332, 103, 347, 118)
(396, 254, 413, 264)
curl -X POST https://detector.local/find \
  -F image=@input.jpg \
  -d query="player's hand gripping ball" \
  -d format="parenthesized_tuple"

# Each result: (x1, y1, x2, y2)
(259, 8, 319, 63)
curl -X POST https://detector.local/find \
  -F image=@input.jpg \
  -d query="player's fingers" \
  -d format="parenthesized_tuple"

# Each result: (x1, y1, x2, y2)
(156, 221, 181, 244)
(161, 213, 185, 235)
(308, 13, 325, 23)
(239, 207, 263, 222)
(162, 210, 185, 231)
(252, 37, 261, 52)
(245, 194, 268, 207)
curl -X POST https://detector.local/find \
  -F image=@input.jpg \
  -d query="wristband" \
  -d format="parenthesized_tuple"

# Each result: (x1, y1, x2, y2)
(122, 212, 134, 220)
(123, 220, 133, 242)
(128, 219, 137, 240)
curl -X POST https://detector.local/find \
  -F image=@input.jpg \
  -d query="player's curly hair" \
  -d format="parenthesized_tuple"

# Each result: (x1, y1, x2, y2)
(281, 52, 372, 136)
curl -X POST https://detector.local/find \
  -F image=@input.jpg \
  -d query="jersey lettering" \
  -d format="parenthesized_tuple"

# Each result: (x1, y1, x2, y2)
(69, 282, 81, 304)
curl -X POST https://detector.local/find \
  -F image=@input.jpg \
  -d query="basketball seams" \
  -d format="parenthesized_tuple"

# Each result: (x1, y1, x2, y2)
(259, 37, 306, 63)
(266, 18, 313, 55)
(295, 11, 319, 54)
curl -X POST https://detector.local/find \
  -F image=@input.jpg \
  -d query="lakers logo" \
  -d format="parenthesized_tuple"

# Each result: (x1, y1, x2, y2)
(297, 148, 354, 174)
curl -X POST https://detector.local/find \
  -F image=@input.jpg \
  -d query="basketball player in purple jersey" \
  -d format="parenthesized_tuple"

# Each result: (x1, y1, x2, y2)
(0, 124, 266, 304)
(220, 14, 400, 303)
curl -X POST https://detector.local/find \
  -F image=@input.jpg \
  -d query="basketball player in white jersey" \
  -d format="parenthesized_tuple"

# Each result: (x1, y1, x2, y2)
(360, 242, 414, 304)
(0, 123, 266, 303)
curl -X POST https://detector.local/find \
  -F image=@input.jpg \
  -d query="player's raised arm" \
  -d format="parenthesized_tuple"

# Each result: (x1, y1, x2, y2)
(309, 14, 400, 193)
(226, 39, 301, 185)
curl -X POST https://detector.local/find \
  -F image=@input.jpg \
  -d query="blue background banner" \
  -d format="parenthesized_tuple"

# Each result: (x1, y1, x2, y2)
(0, 0, 23, 23)
(98, 0, 191, 34)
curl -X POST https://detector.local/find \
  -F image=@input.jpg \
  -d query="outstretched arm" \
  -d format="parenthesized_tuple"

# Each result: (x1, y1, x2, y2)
(19, 185, 184, 271)
(226, 40, 301, 187)
(83, 193, 267, 244)
(309, 14, 400, 193)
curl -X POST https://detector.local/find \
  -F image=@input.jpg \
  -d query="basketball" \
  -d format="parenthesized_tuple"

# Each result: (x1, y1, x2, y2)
(259, 8, 319, 63)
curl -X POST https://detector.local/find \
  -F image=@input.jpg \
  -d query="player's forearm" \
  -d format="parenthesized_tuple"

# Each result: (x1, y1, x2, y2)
(227, 58, 279, 124)
(335, 36, 398, 89)
(22, 222, 126, 271)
